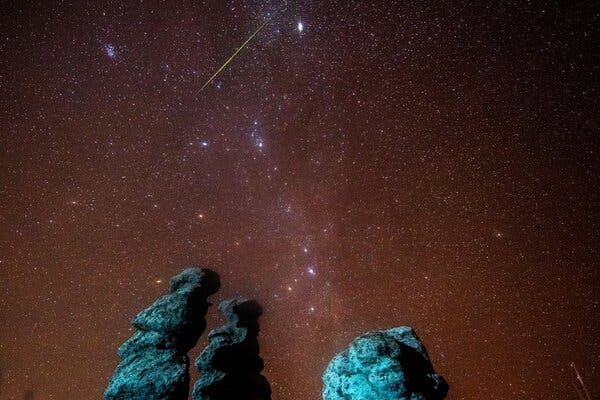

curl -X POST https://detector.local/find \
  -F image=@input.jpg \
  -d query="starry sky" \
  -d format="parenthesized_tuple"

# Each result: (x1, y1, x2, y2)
(1, 1, 599, 399)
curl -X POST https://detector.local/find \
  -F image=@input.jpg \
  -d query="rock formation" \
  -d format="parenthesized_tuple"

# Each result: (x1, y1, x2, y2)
(193, 297, 271, 400)
(104, 267, 220, 400)
(322, 327, 448, 400)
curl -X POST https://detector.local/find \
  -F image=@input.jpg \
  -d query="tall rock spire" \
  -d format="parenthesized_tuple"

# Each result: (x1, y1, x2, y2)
(193, 297, 271, 400)
(104, 267, 220, 400)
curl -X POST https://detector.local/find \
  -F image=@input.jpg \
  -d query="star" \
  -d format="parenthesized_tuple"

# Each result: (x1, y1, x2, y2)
(249, 120, 265, 151)
(297, 21, 304, 32)
(103, 43, 116, 59)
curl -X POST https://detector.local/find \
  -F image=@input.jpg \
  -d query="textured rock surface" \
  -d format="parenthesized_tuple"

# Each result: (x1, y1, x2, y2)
(322, 327, 448, 400)
(104, 267, 220, 400)
(193, 297, 271, 400)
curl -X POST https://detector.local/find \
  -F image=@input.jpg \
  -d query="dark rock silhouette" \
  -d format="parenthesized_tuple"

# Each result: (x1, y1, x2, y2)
(322, 327, 448, 400)
(104, 267, 220, 400)
(193, 297, 271, 400)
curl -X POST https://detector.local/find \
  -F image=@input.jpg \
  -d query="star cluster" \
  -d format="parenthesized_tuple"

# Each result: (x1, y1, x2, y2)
(0, 1, 599, 399)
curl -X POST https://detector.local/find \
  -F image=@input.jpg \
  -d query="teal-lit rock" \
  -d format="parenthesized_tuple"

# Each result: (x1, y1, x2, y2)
(322, 327, 448, 400)
(104, 267, 220, 400)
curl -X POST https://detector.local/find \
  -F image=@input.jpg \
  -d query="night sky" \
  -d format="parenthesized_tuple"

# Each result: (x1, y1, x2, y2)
(1, 1, 599, 399)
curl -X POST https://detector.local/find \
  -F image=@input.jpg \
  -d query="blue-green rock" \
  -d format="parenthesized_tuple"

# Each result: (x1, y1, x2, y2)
(322, 327, 448, 400)
(104, 267, 220, 400)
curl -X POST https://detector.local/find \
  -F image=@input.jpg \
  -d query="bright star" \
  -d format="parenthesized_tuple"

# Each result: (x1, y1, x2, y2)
(297, 21, 304, 32)
(104, 43, 116, 59)
(201, 141, 209, 147)
(307, 266, 317, 276)
(249, 120, 265, 151)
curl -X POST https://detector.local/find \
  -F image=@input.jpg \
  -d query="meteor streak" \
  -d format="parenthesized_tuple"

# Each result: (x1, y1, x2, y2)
(195, 20, 268, 96)
(570, 362, 592, 400)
